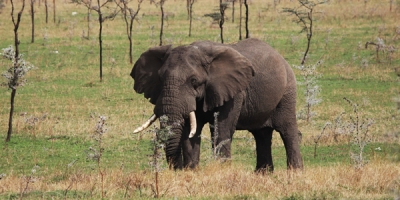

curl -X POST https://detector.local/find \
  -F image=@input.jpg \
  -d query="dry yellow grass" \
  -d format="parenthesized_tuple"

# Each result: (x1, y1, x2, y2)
(1, 159, 399, 199)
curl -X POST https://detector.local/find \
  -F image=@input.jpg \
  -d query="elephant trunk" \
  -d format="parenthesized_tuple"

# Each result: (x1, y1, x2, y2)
(155, 88, 186, 169)
(159, 111, 184, 170)
(154, 79, 198, 170)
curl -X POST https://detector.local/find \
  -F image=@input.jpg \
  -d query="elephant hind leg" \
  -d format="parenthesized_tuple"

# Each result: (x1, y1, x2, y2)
(251, 127, 274, 173)
(272, 89, 304, 170)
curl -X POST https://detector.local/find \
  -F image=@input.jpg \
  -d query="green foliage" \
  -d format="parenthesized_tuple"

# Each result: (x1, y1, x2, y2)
(149, 115, 171, 173)
(294, 61, 322, 123)
(343, 98, 374, 169)
(204, 12, 221, 22)
(282, 0, 325, 33)
(148, 115, 173, 198)
(1, 45, 34, 89)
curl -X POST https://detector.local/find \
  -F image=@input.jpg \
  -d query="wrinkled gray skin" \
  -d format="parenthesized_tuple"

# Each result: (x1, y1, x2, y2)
(131, 38, 303, 172)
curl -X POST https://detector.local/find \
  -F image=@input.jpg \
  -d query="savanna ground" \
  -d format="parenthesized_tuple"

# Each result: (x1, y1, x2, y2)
(0, 0, 399, 199)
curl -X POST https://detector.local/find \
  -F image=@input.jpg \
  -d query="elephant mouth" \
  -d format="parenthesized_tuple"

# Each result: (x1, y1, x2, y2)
(133, 111, 197, 138)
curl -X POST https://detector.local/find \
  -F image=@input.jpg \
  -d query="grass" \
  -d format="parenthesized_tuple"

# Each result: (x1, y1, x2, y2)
(0, 0, 400, 199)
(1, 135, 399, 199)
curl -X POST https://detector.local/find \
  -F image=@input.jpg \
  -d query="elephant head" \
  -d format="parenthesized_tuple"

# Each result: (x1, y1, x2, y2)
(131, 42, 255, 169)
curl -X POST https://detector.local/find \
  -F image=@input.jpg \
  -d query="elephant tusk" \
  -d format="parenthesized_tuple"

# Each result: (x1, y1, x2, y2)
(133, 114, 157, 134)
(188, 111, 197, 138)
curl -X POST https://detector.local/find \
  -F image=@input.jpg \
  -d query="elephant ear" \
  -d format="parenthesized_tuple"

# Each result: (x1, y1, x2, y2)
(203, 46, 255, 111)
(131, 45, 172, 105)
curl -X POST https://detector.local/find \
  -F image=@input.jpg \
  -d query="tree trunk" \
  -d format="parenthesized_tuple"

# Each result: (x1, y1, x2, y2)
(6, 89, 16, 142)
(239, 0, 242, 40)
(186, 0, 189, 20)
(129, 17, 133, 64)
(219, 0, 225, 43)
(301, 11, 313, 66)
(124, 4, 133, 64)
(232, 0, 234, 23)
(188, 0, 193, 37)
(87, 5, 91, 39)
(244, 0, 249, 38)
(53, 0, 55, 23)
(159, 1, 164, 46)
(44, 0, 48, 23)
(30, 0, 34, 43)
(97, 0, 103, 82)
(99, 11, 103, 82)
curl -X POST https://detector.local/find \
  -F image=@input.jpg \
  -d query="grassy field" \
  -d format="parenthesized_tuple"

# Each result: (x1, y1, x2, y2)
(0, 0, 399, 199)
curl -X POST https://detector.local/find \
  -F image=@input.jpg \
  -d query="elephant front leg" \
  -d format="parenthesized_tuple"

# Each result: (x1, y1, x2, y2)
(209, 123, 231, 160)
(210, 94, 244, 161)
(182, 118, 205, 169)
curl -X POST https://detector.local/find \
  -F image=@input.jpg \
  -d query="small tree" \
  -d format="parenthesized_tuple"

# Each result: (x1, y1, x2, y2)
(244, 0, 249, 38)
(294, 61, 322, 123)
(188, 0, 195, 37)
(186, 0, 190, 19)
(86, 115, 108, 198)
(283, 0, 325, 65)
(83, 0, 92, 39)
(154, 0, 167, 46)
(149, 115, 171, 198)
(20, 165, 40, 198)
(365, 37, 386, 63)
(231, 0, 235, 23)
(343, 98, 374, 169)
(53, 0, 55, 23)
(44, 0, 48, 23)
(73, 0, 118, 82)
(116, 0, 143, 64)
(239, 0, 242, 40)
(219, 1, 229, 43)
(30, 0, 35, 43)
(3, 0, 34, 142)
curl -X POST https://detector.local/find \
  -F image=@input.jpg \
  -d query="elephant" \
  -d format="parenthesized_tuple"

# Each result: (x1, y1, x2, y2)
(130, 38, 303, 173)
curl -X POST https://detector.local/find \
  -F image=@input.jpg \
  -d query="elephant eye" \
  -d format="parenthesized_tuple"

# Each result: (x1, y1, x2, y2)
(191, 78, 197, 86)
(191, 77, 199, 88)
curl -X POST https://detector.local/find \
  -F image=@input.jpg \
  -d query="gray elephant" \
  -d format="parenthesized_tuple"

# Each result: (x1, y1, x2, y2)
(131, 38, 303, 172)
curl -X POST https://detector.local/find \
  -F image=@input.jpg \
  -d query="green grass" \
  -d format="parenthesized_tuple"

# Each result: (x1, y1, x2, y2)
(2, 134, 399, 177)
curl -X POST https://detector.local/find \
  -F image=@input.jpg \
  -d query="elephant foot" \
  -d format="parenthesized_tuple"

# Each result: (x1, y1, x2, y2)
(183, 161, 199, 170)
(212, 156, 232, 167)
(255, 164, 274, 175)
